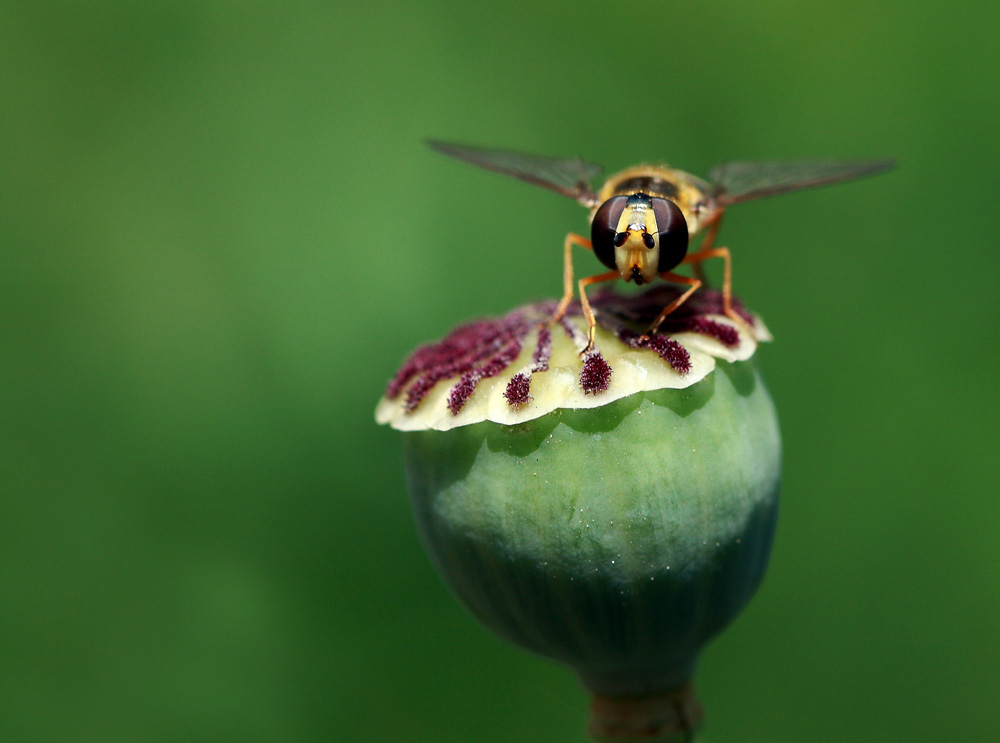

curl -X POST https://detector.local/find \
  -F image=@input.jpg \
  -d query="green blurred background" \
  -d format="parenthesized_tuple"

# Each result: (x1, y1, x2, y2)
(3, 1, 998, 741)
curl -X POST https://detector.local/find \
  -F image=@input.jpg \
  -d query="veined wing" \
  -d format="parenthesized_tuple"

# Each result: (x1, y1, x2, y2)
(708, 159, 895, 206)
(427, 140, 602, 207)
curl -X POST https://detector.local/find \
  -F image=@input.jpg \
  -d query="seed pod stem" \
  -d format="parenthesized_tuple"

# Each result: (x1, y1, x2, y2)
(589, 685, 703, 742)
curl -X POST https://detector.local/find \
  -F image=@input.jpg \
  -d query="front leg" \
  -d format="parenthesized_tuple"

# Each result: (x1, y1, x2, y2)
(647, 273, 702, 335)
(681, 245, 754, 336)
(549, 232, 593, 325)
(577, 270, 619, 355)
(690, 214, 724, 286)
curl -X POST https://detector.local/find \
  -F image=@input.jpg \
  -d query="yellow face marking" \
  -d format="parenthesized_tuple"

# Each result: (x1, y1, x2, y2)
(613, 199, 660, 284)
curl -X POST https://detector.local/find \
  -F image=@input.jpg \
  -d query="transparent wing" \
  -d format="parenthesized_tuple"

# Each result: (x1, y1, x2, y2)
(708, 159, 895, 206)
(427, 140, 602, 206)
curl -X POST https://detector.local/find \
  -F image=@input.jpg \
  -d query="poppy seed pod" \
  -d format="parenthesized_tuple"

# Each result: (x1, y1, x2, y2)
(376, 287, 781, 741)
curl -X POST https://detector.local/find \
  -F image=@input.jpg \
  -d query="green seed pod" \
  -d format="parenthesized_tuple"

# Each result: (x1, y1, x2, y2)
(377, 287, 781, 741)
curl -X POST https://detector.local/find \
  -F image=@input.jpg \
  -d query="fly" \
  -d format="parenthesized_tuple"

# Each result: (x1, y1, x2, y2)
(428, 140, 894, 354)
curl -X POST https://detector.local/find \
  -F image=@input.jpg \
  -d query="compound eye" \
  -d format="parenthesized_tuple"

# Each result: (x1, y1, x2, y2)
(651, 198, 689, 272)
(591, 196, 629, 271)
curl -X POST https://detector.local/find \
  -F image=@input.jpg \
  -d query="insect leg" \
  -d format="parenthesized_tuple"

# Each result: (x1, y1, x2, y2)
(549, 233, 593, 325)
(578, 270, 619, 355)
(682, 246, 754, 336)
(647, 273, 702, 335)
(690, 212, 725, 285)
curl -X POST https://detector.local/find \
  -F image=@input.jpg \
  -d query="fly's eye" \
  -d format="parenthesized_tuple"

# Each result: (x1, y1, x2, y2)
(591, 196, 629, 271)
(651, 198, 689, 272)
(642, 233, 655, 249)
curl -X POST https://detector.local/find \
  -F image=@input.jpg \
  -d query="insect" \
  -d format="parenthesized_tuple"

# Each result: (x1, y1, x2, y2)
(428, 140, 894, 354)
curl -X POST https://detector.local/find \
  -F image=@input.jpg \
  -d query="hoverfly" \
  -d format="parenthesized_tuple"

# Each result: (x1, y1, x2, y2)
(428, 141, 893, 354)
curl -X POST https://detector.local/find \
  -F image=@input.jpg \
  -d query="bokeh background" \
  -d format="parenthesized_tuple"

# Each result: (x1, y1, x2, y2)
(3, 1, 999, 741)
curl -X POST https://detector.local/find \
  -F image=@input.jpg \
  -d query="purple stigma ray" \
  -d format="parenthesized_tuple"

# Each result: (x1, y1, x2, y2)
(597, 313, 692, 374)
(502, 326, 554, 410)
(624, 330, 691, 374)
(558, 316, 616, 394)
(503, 373, 532, 408)
(446, 373, 480, 415)
(447, 338, 523, 415)
(580, 353, 612, 394)
(532, 327, 552, 372)
(665, 316, 740, 347)
(644, 335, 691, 373)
